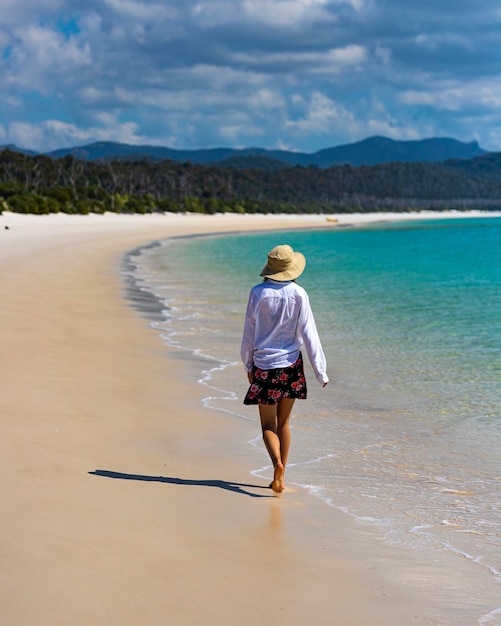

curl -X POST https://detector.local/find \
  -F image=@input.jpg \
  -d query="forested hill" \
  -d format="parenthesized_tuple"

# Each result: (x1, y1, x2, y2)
(1, 148, 501, 216)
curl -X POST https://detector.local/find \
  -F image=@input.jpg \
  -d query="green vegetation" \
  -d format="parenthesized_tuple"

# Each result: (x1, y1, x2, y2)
(1, 148, 501, 215)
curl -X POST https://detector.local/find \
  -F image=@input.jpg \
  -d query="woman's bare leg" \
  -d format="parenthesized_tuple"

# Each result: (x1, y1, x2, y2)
(259, 398, 295, 493)
(277, 398, 294, 467)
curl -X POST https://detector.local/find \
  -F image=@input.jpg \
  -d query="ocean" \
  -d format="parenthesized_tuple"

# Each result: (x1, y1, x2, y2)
(126, 216, 501, 624)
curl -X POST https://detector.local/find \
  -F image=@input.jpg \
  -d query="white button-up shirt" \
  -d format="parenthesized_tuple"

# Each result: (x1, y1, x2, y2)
(240, 279, 329, 385)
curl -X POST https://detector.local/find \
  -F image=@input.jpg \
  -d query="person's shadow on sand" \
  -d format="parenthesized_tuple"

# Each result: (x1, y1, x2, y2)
(89, 469, 273, 498)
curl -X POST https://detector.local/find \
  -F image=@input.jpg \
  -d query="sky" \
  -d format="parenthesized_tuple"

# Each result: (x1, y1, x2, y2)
(1, 0, 501, 153)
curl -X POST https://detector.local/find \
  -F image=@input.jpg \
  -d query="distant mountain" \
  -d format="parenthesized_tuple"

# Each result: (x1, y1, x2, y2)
(44, 142, 275, 165)
(308, 136, 486, 167)
(0, 144, 38, 157)
(39, 136, 487, 168)
(45, 142, 174, 162)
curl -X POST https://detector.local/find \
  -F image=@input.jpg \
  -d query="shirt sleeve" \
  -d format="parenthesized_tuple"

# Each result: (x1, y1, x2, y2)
(240, 290, 256, 372)
(298, 290, 329, 385)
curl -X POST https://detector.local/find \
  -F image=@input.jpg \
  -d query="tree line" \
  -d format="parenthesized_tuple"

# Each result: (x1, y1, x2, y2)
(1, 147, 501, 216)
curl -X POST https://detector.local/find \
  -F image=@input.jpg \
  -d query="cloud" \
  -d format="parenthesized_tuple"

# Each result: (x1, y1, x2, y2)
(229, 44, 367, 77)
(399, 81, 501, 113)
(103, 0, 179, 20)
(1, 0, 501, 151)
(4, 24, 92, 93)
(7, 120, 150, 151)
(0, 0, 65, 27)
(285, 90, 426, 145)
(240, 0, 337, 27)
(285, 92, 357, 135)
(190, 0, 338, 29)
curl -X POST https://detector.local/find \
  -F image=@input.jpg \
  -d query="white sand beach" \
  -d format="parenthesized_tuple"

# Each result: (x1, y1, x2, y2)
(1, 209, 498, 625)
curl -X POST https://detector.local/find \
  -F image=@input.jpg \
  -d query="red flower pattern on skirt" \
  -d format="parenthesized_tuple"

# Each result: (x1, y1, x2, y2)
(243, 353, 307, 405)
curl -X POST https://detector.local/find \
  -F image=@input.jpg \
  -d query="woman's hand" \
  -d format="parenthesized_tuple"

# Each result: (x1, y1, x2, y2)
(247, 371, 254, 383)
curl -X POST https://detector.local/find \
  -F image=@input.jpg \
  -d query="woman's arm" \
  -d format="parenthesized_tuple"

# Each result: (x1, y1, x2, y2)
(298, 291, 329, 385)
(240, 292, 256, 373)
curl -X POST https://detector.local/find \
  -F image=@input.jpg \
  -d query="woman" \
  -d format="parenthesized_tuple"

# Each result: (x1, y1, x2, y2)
(241, 244, 329, 494)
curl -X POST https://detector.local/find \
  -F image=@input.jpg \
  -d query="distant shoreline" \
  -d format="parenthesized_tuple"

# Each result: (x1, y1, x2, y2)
(3, 207, 501, 227)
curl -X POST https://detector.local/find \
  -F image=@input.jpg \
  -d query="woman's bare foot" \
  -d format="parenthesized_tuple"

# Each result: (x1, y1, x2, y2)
(271, 462, 285, 493)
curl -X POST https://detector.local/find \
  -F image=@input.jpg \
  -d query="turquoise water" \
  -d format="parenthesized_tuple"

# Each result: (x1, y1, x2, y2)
(129, 217, 501, 623)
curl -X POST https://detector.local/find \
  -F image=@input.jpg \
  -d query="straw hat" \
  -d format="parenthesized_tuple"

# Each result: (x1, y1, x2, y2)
(259, 244, 306, 281)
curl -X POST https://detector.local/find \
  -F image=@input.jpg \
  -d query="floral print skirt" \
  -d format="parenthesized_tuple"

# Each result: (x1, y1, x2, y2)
(243, 352, 307, 405)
